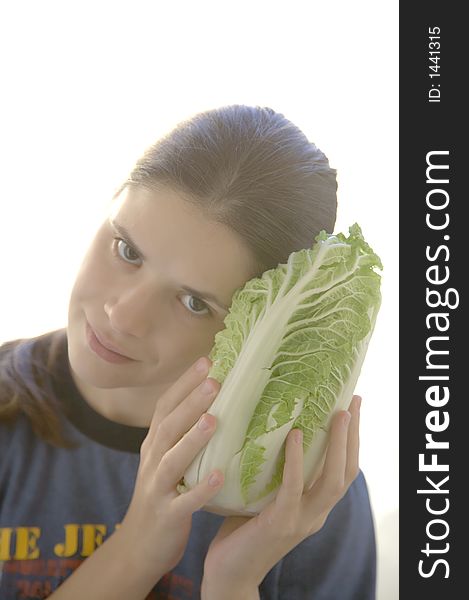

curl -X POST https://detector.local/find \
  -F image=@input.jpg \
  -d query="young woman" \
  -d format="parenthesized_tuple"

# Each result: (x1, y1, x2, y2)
(0, 105, 376, 599)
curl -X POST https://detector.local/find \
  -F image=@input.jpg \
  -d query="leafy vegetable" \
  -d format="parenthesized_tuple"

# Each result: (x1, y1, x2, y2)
(179, 224, 382, 515)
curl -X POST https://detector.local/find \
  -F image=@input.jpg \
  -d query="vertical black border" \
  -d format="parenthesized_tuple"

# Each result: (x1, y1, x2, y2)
(400, 3, 465, 595)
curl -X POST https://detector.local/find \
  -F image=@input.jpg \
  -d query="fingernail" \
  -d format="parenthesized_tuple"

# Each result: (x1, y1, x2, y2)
(343, 411, 351, 427)
(294, 429, 303, 444)
(197, 414, 213, 431)
(195, 357, 209, 373)
(355, 396, 362, 410)
(208, 472, 222, 487)
(201, 379, 215, 395)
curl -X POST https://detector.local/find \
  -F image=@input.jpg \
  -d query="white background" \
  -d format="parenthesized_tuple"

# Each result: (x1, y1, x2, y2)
(0, 1, 398, 598)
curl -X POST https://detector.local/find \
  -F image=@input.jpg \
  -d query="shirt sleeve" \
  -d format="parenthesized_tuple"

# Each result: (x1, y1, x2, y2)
(259, 470, 377, 600)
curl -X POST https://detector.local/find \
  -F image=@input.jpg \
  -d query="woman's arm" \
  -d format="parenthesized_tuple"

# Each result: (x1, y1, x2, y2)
(50, 357, 224, 599)
(49, 526, 164, 600)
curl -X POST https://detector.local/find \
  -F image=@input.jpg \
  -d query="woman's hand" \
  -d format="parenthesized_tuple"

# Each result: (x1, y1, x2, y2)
(119, 356, 224, 580)
(201, 395, 362, 599)
(50, 357, 223, 600)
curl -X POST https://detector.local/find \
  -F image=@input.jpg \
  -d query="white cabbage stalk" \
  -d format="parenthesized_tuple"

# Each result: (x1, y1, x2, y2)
(179, 224, 382, 516)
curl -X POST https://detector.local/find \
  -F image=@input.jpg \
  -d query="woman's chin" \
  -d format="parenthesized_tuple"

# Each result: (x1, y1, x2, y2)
(67, 334, 136, 390)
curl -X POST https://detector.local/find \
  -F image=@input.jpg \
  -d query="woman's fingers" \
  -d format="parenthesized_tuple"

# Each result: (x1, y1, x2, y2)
(137, 356, 222, 503)
(345, 395, 361, 485)
(275, 429, 305, 514)
(172, 467, 225, 516)
(154, 377, 219, 453)
(305, 409, 351, 515)
(146, 357, 218, 446)
(157, 412, 218, 490)
(147, 357, 211, 433)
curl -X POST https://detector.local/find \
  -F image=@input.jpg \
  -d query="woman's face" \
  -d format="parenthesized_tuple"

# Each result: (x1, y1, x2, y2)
(67, 185, 258, 395)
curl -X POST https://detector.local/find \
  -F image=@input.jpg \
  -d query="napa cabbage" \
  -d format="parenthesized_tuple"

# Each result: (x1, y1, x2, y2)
(179, 224, 382, 516)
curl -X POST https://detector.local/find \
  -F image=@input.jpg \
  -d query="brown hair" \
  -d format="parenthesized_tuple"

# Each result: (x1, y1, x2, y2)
(115, 105, 337, 272)
(1, 105, 337, 446)
(0, 330, 75, 447)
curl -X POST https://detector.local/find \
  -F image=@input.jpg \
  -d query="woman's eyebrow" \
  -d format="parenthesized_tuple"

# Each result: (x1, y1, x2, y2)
(110, 219, 146, 260)
(110, 219, 229, 312)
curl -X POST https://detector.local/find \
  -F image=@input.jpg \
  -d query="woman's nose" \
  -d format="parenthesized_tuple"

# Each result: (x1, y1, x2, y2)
(104, 284, 161, 338)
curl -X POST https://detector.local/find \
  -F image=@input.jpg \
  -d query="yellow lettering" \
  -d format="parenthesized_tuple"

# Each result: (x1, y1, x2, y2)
(54, 524, 79, 557)
(0, 528, 13, 560)
(81, 524, 107, 557)
(14, 527, 41, 560)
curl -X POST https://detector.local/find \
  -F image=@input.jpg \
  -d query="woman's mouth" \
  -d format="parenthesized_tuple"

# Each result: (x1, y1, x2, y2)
(85, 321, 137, 364)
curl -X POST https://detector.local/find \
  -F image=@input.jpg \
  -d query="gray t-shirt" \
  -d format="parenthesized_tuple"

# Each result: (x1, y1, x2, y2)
(0, 331, 376, 599)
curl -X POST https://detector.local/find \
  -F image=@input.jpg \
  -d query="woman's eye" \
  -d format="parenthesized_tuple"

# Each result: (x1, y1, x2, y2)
(180, 294, 210, 316)
(112, 238, 142, 265)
